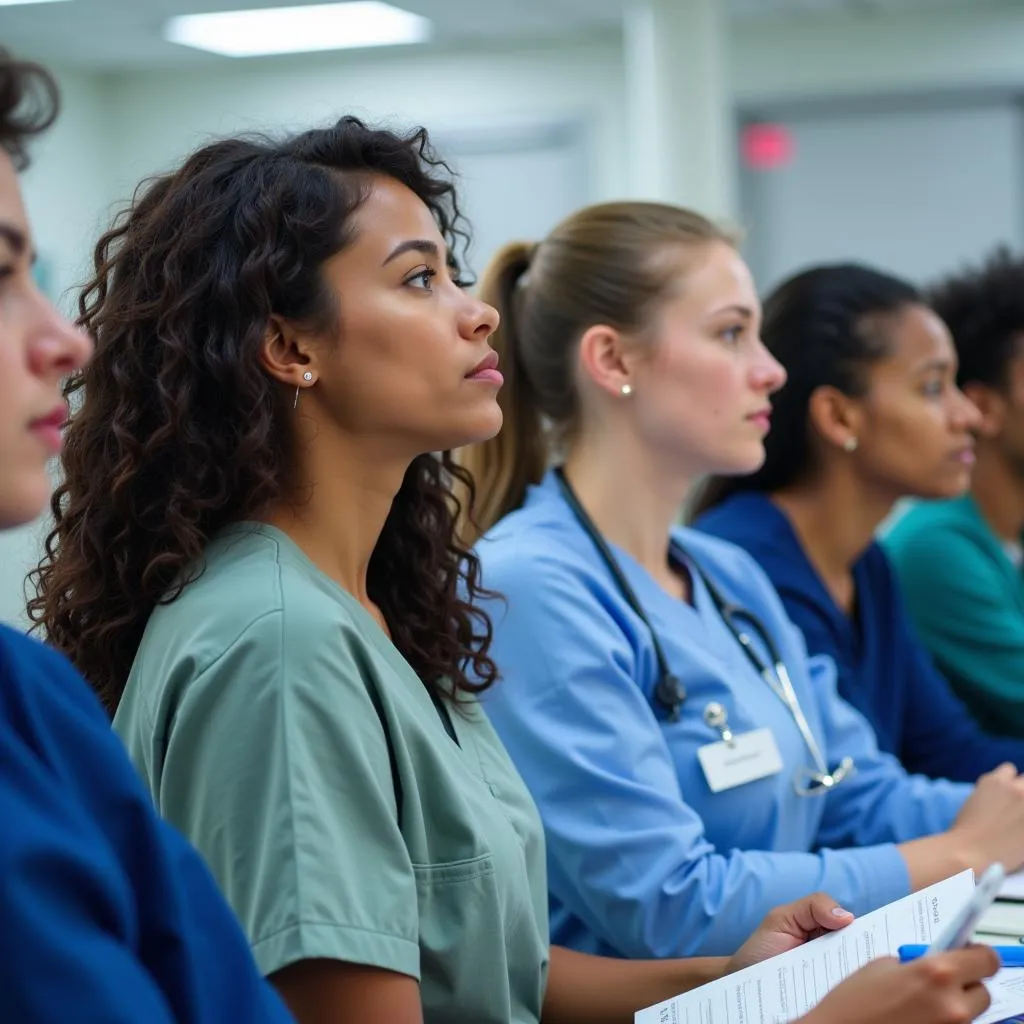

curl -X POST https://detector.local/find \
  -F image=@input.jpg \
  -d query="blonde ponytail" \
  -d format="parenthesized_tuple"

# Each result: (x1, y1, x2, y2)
(460, 241, 547, 544)
(458, 202, 733, 545)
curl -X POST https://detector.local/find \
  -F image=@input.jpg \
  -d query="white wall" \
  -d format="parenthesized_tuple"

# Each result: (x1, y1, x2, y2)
(741, 101, 1024, 290)
(102, 37, 627, 211)
(732, 7, 1024, 102)
(728, 6, 1024, 291)
(86, 6, 1024, 240)
(22, 66, 113, 316)
(1, 66, 109, 627)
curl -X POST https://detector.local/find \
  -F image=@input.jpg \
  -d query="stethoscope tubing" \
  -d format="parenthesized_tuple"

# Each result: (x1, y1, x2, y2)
(552, 467, 851, 791)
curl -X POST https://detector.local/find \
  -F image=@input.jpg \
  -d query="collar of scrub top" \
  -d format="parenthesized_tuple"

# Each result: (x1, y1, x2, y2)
(551, 467, 856, 797)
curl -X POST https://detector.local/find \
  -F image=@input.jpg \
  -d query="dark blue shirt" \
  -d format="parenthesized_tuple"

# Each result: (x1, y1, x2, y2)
(0, 624, 295, 1023)
(695, 492, 1024, 782)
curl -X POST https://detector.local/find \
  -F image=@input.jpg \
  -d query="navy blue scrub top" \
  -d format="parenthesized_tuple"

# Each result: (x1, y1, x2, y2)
(0, 624, 294, 1023)
(695, 491, 1024, 781)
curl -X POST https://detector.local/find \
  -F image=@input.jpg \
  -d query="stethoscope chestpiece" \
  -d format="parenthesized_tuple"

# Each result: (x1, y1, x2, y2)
(656, 672, 686, 722)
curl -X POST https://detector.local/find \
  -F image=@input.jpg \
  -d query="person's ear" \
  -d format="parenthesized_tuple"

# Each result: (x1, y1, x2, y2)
(577, 323, 640, 399)
(258, 314, 319, 390)
(962, 382, 1008, 440)
(807, 385, 864, 454)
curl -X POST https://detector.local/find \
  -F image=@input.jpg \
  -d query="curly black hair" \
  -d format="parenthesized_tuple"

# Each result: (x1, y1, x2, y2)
(928, 246, 1024, 389)
(27, 115, 498, 713)
(0, 47, 59, 171)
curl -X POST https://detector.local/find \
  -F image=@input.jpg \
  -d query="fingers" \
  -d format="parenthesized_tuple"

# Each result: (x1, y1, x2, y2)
(782, 892, 854, 936)
(921, 946, 1000, 985)
(961, 981, 994, 1021)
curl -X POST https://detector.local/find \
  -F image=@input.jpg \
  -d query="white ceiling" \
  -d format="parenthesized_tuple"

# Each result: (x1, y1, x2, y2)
(0, 0, 1007, 72)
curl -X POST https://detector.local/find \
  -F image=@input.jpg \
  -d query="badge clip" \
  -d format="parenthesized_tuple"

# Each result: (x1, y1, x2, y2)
(703, 701, 735, 748)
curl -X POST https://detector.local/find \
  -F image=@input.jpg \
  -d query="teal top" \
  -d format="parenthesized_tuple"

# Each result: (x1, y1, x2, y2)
(113, 523, 550, 1024)
(883, 494, 1024, 737)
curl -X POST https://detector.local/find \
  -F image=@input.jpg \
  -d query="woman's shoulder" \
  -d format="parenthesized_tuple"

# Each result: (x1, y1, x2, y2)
(674, 523, 773, 580)
(0, 626, 155, 811)
(476, 498, 612, 591)
(883, 497, 986, 558)
(0, 625, 99, 718)
(128, 527, 382, 706)
(692, 492, 796, 558)
(0, 623, 74, 679)
(673, 525, 797, 622)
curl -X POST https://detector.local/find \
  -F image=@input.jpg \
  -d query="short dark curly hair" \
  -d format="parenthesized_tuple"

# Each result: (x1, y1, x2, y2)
(928, 246, 1024, 389)
(0, 47, 59, 171)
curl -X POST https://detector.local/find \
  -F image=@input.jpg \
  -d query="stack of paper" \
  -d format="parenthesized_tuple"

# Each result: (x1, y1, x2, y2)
(637, 871, 1024, 1024)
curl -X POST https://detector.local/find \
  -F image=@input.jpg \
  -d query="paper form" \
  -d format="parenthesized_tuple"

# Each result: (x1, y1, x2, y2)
(637, 870, 1024, 1024)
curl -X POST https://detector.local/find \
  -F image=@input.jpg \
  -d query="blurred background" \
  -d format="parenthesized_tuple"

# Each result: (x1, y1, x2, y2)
(2, 0, 1022, 620)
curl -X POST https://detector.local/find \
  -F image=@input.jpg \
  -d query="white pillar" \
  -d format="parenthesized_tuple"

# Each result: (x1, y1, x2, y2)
(623, 0, 736, 219)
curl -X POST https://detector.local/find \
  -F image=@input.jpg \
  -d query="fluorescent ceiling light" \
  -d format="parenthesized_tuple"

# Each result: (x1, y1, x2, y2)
(0, 0, 72, 6)
(165, 2, 431, 58)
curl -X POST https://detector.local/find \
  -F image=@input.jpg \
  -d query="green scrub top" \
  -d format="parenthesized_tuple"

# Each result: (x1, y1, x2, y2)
(113, 523, 550, 1024)
(884, 494, 1024, 737)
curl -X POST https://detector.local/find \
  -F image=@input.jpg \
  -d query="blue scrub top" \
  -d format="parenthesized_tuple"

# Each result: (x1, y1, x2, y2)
(0, 624, 294, 1024)
(475, 471, 969, 959)
(695, 492, 1024, 781)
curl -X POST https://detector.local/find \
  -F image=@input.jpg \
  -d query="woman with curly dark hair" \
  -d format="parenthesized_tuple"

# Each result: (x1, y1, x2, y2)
(27, 115, 883, 1024)
(30, 116, 539, 1023)
(0, 48, 292, 1024)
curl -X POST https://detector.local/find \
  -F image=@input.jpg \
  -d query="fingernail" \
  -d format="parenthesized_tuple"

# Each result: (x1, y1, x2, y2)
(832, 907, 853, 917)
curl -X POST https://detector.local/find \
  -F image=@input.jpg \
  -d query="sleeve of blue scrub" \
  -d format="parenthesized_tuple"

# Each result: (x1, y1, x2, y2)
(481, 551, 915, 959)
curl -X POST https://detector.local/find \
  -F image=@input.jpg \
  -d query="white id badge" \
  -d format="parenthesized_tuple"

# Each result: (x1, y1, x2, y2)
(697, 728, 784, 793)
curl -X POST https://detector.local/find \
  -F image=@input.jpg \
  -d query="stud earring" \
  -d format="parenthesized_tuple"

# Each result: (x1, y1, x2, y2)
(293, 371, 315, 411)
(843, 437, 859, 453)
(621, 383, 633, 397)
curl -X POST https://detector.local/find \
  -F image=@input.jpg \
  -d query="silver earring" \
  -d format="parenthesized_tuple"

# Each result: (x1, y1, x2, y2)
(843, 437, 858, 453)
(293, 371, 315, 410)
(621, 383, 633, 397)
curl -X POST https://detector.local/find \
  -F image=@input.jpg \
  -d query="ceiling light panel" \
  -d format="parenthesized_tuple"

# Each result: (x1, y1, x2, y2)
(164, 1, 432, 58)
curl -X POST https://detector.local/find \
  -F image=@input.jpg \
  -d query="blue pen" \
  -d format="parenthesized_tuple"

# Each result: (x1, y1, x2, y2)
(898, 944, 1024, 966)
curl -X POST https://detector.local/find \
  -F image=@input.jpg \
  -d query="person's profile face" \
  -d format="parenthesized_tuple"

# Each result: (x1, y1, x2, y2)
(0, 150, 92, 531)
(850, 304, 980, 500)
(304, 175, 502, 455)
(628, 241, 786, 478)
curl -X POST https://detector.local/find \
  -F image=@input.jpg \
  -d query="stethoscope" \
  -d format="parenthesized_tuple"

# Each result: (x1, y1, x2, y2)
(553, 467, 855, 796)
